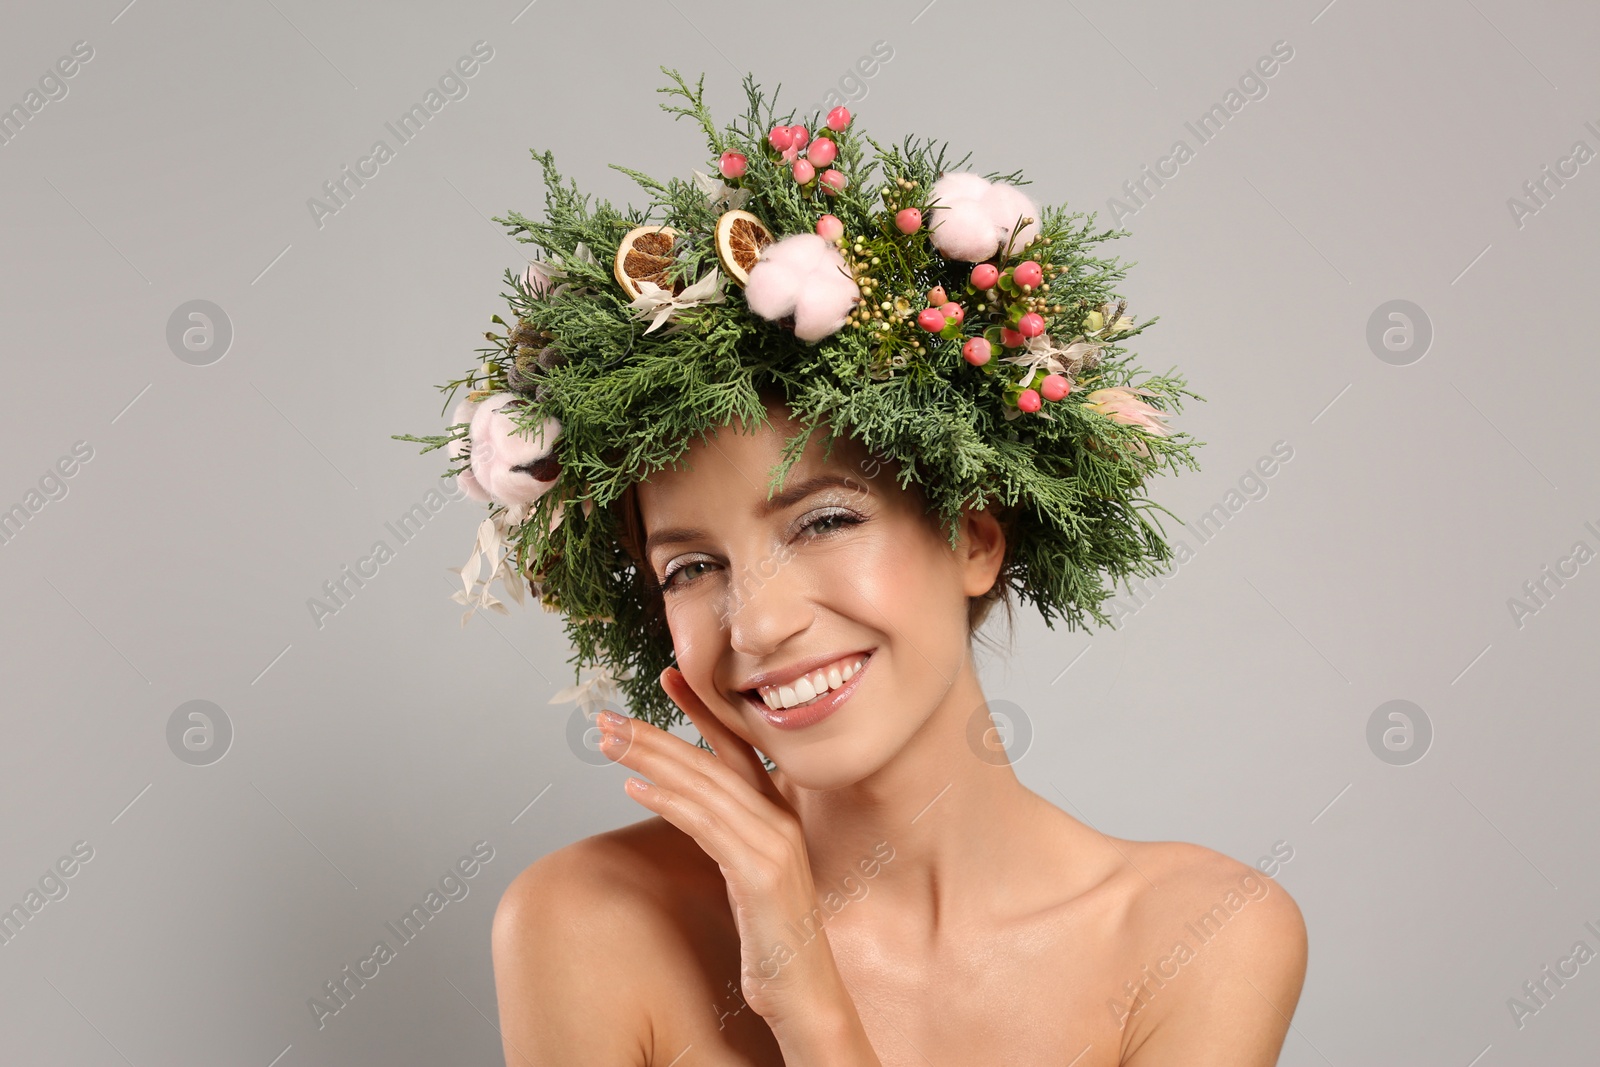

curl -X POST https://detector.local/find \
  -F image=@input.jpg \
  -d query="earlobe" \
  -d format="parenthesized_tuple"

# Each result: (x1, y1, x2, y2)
(960, 508, 1007, 596)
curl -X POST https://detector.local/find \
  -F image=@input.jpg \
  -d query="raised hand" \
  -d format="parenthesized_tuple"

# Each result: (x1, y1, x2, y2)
(594, 667, 880, 1061)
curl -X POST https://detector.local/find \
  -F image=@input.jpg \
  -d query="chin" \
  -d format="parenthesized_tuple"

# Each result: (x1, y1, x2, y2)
(767, 743, 889, 792)
(753, 709, 919, 793)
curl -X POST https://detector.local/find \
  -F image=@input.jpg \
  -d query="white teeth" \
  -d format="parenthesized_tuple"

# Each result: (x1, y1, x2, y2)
(756, 655, 869, 709)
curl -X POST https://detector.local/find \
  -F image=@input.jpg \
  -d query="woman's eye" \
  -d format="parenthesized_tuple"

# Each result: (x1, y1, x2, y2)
(657, 512, 861, 593)
(801, 511, 862, 539)
(659, 559, 713, 592)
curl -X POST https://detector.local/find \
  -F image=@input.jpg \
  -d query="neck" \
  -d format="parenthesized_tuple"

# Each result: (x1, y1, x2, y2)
(771, 653, 1052, 936)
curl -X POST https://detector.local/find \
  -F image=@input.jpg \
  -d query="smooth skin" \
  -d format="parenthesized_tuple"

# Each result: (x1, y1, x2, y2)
(492, 396, 1307, 1065)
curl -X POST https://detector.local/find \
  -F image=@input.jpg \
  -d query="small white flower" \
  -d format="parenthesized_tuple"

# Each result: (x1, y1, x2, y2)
(627, 267, 727, 334)
(549, 663, 636, 718)
(448, 514, 527, 626)
(691, 169, 751, 211)
(1000, 334, 1102, 386)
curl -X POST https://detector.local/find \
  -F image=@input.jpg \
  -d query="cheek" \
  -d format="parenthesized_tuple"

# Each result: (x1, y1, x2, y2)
(663, 603, 755, 727)
(821, 526, 965, 643)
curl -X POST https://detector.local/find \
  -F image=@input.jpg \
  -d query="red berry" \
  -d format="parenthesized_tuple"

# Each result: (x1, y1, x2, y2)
(970, 263, 999, 289)
(719, 151, 747, 179)
(1040, 374, 1070, 401)
(1017, 389, 1042, 413)
(895, 208, 923, 234)
(820, 168, 847, 194)
(962, 337, 992, 365)
(768, 124, 791, 150)
(792, 158, 816, 184)
(790, 125, 810, 149)
(827, 106, 852, 131)
(917, 308, 946, 332)
(1018, 313, 1045, 338)
(941, 303, 965, 324)
(1014, 260, 1043, 289)
(807, 137, 838, 167)
(815, 214, 844, 241)
(926, 286, 948, 306)
(1000, 327, 1024, 348)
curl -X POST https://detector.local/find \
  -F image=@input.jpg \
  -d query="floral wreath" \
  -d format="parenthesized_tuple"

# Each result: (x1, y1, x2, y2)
(394, 69, 1203, 730)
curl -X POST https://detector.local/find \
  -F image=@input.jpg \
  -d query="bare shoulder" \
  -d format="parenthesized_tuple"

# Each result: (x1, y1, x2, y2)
(491, 817, 722, 1067)
(1112, 839, 1308, 1066)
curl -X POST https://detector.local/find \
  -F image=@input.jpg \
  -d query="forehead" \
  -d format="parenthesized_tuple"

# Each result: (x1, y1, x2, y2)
(634, 406, 874, 526)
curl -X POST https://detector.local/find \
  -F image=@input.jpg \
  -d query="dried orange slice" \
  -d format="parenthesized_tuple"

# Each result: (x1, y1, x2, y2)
(714, 210, 774, 287)
(614, 225, 682, 298)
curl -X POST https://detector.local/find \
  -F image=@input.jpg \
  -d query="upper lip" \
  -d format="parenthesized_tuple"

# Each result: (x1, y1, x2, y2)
(735, 648, 874, 693)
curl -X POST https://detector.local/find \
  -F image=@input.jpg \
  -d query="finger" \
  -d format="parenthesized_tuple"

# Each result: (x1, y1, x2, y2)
(617, 775, 789, 894)
(602, 713, 786, 833)
(661, 667, 783, 802)
(607, 735, 792, 881)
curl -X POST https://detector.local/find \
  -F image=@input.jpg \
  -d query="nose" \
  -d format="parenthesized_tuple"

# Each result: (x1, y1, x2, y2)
(720, 542, 813, 657)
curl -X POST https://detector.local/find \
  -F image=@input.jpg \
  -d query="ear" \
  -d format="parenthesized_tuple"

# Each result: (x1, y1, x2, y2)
(957, 505, 1007, 598)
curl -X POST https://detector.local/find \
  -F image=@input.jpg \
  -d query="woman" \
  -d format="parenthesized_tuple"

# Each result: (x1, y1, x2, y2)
(395, 71, 1307, 1064)
(488, 391, 1307, 1065)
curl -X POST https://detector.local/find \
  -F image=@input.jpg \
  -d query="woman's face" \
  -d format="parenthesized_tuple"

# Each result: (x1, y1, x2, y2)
(634, 399, 1005, 789)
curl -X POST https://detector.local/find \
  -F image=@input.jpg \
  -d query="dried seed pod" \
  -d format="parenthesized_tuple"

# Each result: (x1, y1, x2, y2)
(506, 349, 545, 393)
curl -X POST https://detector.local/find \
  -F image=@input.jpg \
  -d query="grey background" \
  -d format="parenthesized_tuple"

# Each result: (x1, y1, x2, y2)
(1, 0, 1596, 1064)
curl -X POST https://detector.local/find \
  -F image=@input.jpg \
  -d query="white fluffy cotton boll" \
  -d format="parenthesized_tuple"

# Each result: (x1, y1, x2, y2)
(467, 392, 562, 508)
(927, 172, 1042, 262)
(927, 172, 999, 261)
(984, 182, 1042, 253)
(744, 233, 860, 342)
(448, 398, 490, 503)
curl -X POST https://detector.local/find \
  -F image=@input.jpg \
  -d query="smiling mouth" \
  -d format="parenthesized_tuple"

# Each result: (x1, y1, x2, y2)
(743, 651, 872, 709)
(737, 650, 875, 730)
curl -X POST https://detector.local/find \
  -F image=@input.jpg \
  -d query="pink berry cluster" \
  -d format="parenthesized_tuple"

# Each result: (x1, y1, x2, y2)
(910, 253, 1074, 413)
(718, 105, 854, 194)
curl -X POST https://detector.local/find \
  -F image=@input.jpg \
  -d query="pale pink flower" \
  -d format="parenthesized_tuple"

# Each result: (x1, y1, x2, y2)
(1084, 387, 1174, 453)
(522, 259, 553, 296)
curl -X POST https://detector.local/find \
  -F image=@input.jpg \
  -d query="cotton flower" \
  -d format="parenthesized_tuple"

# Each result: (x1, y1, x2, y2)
(743, 232, 861, 342)
(926, 172, 1042, 262)
(448, 398, 490, 503)
(1084, 387, 1174, 450)
(466, 392, 563, 508)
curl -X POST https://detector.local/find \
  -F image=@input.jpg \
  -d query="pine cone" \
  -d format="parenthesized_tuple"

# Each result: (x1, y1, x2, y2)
(509, 320, 546, 348)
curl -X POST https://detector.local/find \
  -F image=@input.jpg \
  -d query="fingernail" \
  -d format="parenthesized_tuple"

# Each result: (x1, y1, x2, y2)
(599, 709, 626, 728)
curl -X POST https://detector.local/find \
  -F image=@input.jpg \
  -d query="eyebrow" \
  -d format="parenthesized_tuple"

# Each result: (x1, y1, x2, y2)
(643, 473, 869, 558)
